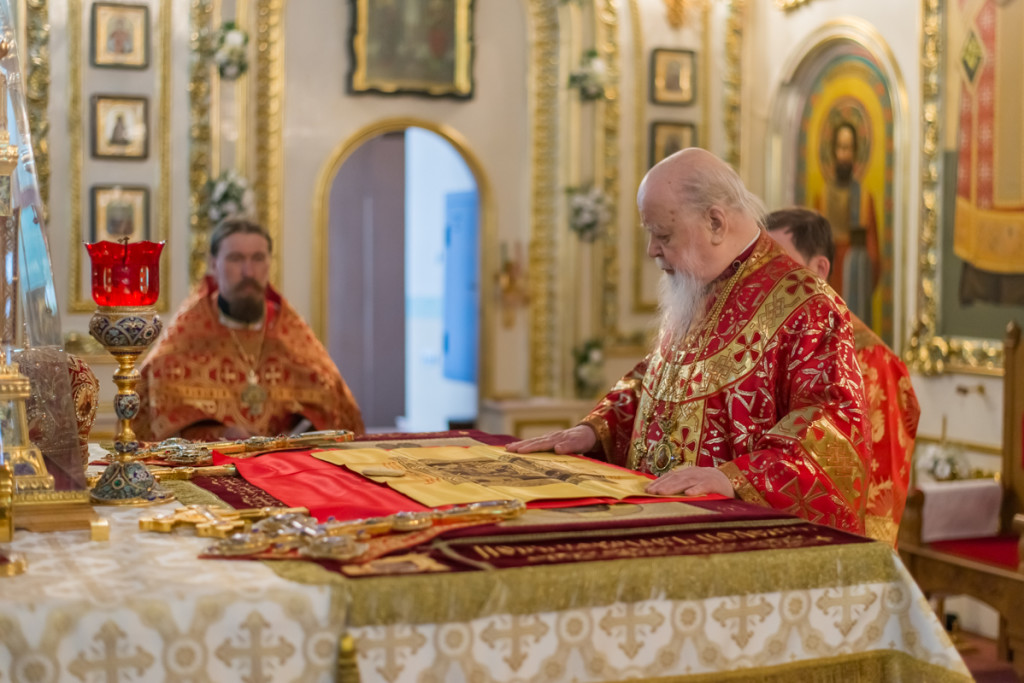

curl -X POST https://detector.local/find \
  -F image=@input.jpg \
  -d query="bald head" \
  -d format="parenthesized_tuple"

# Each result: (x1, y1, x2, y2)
(639, 148, 764, 283)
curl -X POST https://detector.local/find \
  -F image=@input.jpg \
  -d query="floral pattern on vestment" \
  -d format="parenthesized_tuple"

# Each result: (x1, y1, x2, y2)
(137, 277, 364, 440)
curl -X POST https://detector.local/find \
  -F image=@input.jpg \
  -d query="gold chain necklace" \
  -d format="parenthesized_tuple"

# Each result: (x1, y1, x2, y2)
(638, 257, 749, 476)
(227, 322, 268, 417)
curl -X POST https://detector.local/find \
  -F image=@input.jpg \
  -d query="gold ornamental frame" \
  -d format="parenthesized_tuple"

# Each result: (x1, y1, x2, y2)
(347, 0, 474, 99)
(905, 0, 1004, 376)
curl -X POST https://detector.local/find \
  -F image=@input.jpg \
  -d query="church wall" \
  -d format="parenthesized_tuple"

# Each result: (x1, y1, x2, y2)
(282, 0, 531, 400)
(27, 1, 1006, 464)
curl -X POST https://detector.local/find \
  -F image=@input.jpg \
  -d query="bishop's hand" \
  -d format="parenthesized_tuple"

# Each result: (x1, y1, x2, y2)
(505, 424, 597, 455)
(645, 465, 736, 498)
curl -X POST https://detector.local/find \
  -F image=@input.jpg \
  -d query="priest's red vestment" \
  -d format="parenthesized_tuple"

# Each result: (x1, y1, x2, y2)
(582, 234, 870, 534)
(853, 315, 919, 546)
(137, 277, 364, 441)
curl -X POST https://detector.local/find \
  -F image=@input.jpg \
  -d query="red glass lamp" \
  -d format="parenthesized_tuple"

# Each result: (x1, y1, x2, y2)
(85, 240, 164, 307)
(83, 239, 171, 504)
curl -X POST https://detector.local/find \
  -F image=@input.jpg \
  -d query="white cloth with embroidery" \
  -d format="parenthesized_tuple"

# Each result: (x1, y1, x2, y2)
(919, 478, 1003, 542)
(349, 564, 970, 682)
(0, 502, 339, 682)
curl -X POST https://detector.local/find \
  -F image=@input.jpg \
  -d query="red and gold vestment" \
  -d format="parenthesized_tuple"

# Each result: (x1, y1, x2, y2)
(852, 315, 919, 546)
(137, 277, 364, 441)
(581, 234, 870, 534)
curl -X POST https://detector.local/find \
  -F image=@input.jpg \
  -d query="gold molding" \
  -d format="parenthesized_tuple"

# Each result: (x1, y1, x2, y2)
(629, 0, 651, 316)
(914, 433, 1002, 457)
(189, 0, 214, 285)
(905, 0, 1003, 376)
(25, 0, 49, 219)
(67, 0, 85, 311)
(700, 2, 710, 155)
(157, 0, 171, 312)
(774, 0, 815, 10)
(724, 0, 744, 168)
(597, 0, 622, 346)
(310, 117, 498, 401)
(68, 0, 171, 313)
(235, 0, 249, 175)
(527, 0, 561, 396)
(254, 0, 283, 286)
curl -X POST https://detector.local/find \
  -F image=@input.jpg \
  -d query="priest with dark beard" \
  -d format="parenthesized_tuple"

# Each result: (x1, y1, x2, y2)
(137, 218, 364, 441)
(508, 148, 871, 534)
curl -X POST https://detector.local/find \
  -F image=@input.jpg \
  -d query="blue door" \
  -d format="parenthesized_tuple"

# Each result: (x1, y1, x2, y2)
(442, 190, 479, 382)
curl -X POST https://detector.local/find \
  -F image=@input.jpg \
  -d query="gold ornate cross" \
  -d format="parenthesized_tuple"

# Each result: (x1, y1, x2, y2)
(139, 504, 308, 538)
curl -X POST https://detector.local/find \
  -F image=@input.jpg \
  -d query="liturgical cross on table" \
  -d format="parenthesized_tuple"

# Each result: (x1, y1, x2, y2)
(138, 504, 308, 538)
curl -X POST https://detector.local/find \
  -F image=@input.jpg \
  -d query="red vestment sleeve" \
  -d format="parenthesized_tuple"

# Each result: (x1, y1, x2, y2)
(720, 300, 871, 535)
(580, 357, 648, 467)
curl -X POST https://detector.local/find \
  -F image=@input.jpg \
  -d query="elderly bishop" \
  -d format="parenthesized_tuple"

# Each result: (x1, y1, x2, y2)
(509, 149, 870, 534)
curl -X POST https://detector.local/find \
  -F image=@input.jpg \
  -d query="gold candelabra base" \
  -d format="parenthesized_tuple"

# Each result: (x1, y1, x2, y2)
(88, 306, 173, 505)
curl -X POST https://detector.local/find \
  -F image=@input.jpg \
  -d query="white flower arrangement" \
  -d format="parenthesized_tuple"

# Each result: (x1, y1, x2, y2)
(918, 442, 971, 482)
(203, 169, 254, 225)
(573, 339, 605, 398)
(567, 185, 611, 242)
(214, 21, 249, 80)
(568, 49, 608, 100)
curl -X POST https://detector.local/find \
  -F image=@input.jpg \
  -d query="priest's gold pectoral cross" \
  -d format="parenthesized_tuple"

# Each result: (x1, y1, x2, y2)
(241, 370, 267, 416)
(139, 504, 308, 538)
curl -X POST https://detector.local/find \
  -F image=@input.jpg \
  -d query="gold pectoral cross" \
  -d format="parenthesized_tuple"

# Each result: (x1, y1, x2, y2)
(241, 369, 267, 416)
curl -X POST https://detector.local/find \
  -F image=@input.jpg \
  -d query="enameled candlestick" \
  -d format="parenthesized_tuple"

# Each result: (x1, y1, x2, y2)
(85, 240, 172, 504)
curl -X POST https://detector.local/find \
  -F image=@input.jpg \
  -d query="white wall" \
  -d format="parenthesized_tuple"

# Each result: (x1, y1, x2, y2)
(282, 0, 531, 398)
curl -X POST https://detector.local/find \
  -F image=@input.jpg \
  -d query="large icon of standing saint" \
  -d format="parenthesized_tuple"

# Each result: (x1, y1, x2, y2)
(796, 52, 895, 344)
(815, 105, 879, 329)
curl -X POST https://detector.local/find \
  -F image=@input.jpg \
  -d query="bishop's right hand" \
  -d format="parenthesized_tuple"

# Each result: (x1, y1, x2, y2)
(505, 424, 597, 455)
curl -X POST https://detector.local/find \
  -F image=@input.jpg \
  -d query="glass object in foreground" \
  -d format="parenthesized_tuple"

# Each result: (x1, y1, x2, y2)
(0, 2, 84, 492)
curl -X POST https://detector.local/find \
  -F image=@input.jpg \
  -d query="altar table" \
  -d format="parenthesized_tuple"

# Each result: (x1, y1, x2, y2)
(0, 444, 971, 682)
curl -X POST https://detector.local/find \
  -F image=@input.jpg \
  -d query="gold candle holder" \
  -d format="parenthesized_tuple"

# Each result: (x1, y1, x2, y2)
(85, 240, 172, 505)
(87, 306, 172, 504)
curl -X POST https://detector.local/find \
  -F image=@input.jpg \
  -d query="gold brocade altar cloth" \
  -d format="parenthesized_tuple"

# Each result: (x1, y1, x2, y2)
(0, 441, 972, 683)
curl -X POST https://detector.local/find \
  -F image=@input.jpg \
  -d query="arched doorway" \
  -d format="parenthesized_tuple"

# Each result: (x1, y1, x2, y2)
(317, 122, 489, 431)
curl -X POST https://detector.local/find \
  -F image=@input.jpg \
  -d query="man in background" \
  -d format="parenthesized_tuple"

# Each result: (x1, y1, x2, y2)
(138, 218, 364, 441)
(767, 207, 919, 546)
(509, 148, 870, 534)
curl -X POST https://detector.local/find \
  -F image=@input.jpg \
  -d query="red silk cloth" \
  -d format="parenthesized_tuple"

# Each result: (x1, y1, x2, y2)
(209, 430, 715, 522)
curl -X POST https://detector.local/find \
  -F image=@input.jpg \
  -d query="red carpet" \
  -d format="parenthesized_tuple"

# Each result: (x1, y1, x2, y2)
(929, 535, 1020, 570)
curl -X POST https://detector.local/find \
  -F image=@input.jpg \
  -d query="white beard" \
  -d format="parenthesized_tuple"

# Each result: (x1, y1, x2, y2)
(657, 262, 707, 345)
